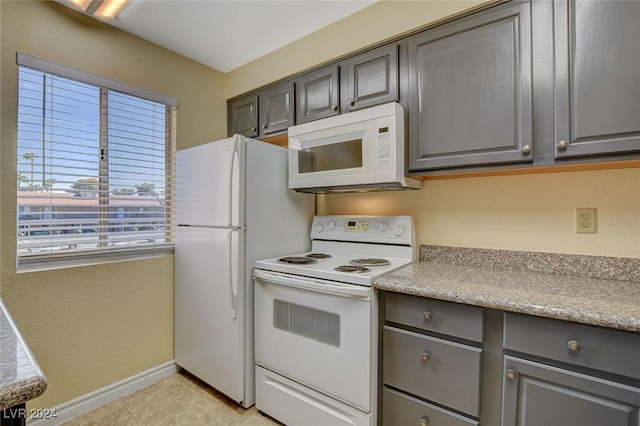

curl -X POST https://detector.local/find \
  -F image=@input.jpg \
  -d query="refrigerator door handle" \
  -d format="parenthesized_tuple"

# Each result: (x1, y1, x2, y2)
(229, 228, 239, 319)
(228, 136, 240, 228)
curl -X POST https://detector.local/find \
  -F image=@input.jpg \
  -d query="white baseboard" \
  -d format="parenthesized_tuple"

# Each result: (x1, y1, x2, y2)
(28, 361, 178, 426)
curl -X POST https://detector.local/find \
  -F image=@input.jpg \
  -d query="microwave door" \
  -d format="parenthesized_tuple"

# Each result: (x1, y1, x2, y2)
(289, 131, 375, 189)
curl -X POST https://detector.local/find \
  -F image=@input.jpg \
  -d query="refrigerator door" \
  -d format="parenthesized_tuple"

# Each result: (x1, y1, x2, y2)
(175, 225, 245, 403)
(175, 135, 244, 227)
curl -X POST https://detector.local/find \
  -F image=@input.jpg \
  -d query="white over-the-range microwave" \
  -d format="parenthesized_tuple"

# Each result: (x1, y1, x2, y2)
(288, 102, 421, 193)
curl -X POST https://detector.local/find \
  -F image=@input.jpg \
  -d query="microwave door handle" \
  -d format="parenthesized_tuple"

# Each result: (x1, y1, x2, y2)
(254, 269, 371, 299)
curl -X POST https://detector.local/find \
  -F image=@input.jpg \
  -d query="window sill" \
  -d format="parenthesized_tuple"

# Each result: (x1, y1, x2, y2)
(16, 244, 174, 274)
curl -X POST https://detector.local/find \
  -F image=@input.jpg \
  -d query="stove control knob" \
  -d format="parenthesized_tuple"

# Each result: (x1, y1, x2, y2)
(379, 221, 389, 232)
(393, 225, 404, 237)
(315, 223, 324, 233)
(328, 220, 336, 230)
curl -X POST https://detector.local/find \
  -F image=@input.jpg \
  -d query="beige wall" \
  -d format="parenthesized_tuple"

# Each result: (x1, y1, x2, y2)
(0, 1, 226, 409)
(225, 0, 489, 98)
(318, 169, 640, 258)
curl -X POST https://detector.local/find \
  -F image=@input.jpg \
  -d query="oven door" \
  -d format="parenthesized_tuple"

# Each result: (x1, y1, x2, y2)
(254, 269, 375, 412)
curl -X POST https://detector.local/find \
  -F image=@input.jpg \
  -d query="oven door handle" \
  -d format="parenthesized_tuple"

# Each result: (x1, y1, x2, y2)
(254, 269, 371, 299)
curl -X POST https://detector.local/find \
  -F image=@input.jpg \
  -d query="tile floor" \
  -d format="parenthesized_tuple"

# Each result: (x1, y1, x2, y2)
(60, 371, 281, 425)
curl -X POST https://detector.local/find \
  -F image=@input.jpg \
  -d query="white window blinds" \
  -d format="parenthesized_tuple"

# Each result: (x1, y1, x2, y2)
(17, 54, 176, 270)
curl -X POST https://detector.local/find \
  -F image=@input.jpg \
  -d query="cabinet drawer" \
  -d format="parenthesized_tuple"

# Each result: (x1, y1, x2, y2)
(383, 386, 479, 426)
(383, 326, 482, 417)
(504, 313, 640, 380)
(384, 292, 484, 342)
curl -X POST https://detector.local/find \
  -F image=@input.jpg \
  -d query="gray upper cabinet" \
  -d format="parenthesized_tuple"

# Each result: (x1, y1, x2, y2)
(295, 65, 340, 124)
(259, 81, 294, 136)
(408, 1, 533, 171)
(553, 0, 640, 159)
(228, 95, 258, 138)
(340, 44, 398, 113)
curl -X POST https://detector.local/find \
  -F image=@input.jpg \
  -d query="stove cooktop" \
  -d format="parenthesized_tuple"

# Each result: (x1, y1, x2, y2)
(255, 248, 411, 286)
(255, 215, 415, 286)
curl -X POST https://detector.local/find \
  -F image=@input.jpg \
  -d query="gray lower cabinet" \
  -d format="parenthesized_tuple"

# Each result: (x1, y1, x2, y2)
(502, 313, 640, 426)
(295, 65, 340, 124)
(502, 356, 640, 426)
(408, 1, 533, 171)
(259, 81, 294, 136)
(383, 326, 482, 417)
(340, 43, 398, 113)
(553, 0, 640, 160)
(228, 94, 258, 138)
(381, 292, 484, 425)
(383, 387, 479, 426)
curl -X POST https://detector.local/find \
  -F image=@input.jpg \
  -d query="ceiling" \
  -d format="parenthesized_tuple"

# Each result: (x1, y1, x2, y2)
(60, 0, 377, 73)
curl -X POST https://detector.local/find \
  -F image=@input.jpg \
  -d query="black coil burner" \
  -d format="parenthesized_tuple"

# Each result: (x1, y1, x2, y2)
(349, 258, 390, 267)
(307, 253, 332, 259)
(334, 265, 371, 273)
(278, 256, 317, 265)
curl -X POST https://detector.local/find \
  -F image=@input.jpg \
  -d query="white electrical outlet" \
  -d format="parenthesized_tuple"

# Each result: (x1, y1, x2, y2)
(576, 208, 597, 234)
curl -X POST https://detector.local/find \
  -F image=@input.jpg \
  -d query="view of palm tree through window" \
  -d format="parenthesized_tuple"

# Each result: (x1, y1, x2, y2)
(17, 66, 173, 261)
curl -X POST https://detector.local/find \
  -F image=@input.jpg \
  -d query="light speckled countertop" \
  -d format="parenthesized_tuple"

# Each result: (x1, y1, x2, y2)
(375, 256, 640, 333)
(0, 298, 47, 410)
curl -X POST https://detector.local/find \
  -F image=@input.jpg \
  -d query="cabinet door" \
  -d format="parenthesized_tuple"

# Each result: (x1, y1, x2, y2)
(502, 356, 640, 426)
(408, 1, 533, 171)
(341, 44, 398, 113)
(259, 81, 294, 136)
(295, 65, 339, 124)
(228, 95, 258, 137)
(554, 0, 640, 159)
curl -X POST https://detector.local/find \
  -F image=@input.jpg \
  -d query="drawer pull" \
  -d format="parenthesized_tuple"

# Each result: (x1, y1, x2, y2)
(567, 340, 581, 352)
(421, 352, 431, 362)
(419, 418, 430, 426)
(506, 369, 517, 380)
(423, 311, 433, 320)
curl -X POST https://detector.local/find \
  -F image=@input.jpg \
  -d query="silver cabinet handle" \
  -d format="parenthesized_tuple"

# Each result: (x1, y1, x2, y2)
(251, 127, 257, 133)
(567, 340, 581, 352)
(419, 418, 430, 426)
(521, 144, 531, 154)
(331, 105, 338, 112)
(349, 100, 355, 107)
(557, 139, 568, 150)
(506, 369, 517, 380)
(262, 124, 268, 129)
(423, 311, 433, 320)
(421, 352, 430, 362)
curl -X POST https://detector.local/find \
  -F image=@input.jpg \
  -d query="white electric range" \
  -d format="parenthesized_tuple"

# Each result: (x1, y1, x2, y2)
(253, 215, 415, 426)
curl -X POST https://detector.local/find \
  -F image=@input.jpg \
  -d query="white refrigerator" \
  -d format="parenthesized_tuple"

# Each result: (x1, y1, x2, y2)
(174, 135, 314, 408)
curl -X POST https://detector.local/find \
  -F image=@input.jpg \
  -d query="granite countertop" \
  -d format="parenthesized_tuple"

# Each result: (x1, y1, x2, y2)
(375, 247, 640, 333)
(0, 298, 47, 411)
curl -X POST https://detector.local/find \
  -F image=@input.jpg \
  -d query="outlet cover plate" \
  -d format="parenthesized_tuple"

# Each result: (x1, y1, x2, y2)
(576, 208, 597, 234)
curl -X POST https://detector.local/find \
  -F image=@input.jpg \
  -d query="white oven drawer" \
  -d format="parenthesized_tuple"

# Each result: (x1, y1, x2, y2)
(254, 270, 376, 412)
(256, 366, 371, 426)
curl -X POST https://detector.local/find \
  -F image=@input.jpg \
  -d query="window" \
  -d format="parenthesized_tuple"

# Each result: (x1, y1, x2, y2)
(16, 53, 176, 270)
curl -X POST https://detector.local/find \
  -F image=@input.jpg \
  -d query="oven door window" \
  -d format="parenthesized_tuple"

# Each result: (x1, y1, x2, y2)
(297, 138, 363, 174)
(274, 299, 340, 347)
